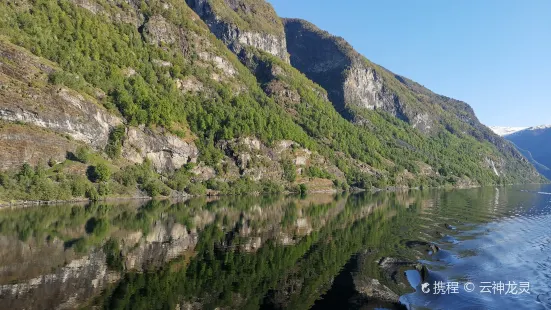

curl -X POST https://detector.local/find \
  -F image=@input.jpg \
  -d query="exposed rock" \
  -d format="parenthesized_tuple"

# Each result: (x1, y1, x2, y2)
(237, 31, 288, 62)
(177, 301, 204, 310)
(70, 0, 144, 26)
(353, 276, 400, 303)
(70, 0, 103, 14)
(0, 123, 78, 170)
(153, 59, 172, 67)
(0, 84, 123, 149)
(190, 163, 216, 182)
(176, 77, 204, 93)
(1, 18, 201, 173)
(186, 0, 290, 63)
(122, 127, 199, 172)
(218, 137, 281, 181)
(274, 140, 296, 153)
(377, 256, 419, 285)
(444, 223, 456, 230)
(198, 51, 237, 76)
(122, 67, 137, 77)
(264, 80, 301, 105)
(1, 39, 117, 148)
(405, 240, 440, 257)
(411, 112, 432, 133)
(429, 243, 440, 254)
(238, 136, 261, 150)
(120, 231, 143, 248)
(294, 151, 310, 166)
(343, 64, 407, 121)
(217, 137, 343, 183)
(143, 15, 178, 45)
(484, 157, 502, 177)
(283, 19, 411, 124)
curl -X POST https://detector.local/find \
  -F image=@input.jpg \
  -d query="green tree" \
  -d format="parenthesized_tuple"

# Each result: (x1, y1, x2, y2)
(74, 146, 91, 163)
(186, 183, 207, 196)
(282, 159, 297, 182)
(105, 126, 126, 159)
(89, 164, 111, 183)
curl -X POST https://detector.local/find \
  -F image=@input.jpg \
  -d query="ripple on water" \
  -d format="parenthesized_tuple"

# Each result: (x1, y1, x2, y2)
(537, 292, 551, 309)
(401, 186, 551, 310)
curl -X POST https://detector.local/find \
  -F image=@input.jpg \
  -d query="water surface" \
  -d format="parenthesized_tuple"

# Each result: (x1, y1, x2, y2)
(0, 185, 549, 309)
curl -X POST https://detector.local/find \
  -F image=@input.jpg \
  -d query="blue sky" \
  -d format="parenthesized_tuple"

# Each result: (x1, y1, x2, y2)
(268, 0, 551, 127)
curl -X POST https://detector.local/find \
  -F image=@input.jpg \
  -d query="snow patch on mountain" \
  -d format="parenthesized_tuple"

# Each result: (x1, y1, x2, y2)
(503, 124, 551, 137)
(528, 124, 551, 131)
(489, 126, 528, 136)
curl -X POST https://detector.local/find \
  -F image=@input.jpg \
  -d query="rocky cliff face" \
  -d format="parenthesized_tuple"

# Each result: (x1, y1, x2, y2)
(0, 123, 79, 170)
(0, 39, 198, 172)
(281, 18, 525, 148)
(344, 64, 408, 121)
(0, 39, 122, 149)
(283, 19, 410, 124)
(122, 127, 198, 172)
(186, 0, 289, 63)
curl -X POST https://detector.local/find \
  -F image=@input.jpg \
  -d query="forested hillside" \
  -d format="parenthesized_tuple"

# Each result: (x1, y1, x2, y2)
(0, 0, 542, 202)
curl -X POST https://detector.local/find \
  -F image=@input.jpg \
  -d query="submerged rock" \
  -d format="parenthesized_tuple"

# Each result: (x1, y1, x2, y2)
(444, 223, 456, 230)
(353, 276, 400, 303)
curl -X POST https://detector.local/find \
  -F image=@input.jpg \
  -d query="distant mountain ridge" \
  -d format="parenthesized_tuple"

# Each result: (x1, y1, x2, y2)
(507, 125, 551, 136)
(490, 126, 528, 136)
(491, 125, 551, 180)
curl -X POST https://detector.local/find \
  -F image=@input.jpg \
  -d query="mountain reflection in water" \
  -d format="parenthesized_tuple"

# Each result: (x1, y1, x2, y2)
(0, 185, 550, 310)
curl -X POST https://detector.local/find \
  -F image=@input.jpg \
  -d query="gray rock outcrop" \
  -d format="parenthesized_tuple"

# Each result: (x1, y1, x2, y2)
(186, 0, 290, 63)
(283, 18, 411, 124)
(122, 127, 199, 172)
(0, 39, 199, 172)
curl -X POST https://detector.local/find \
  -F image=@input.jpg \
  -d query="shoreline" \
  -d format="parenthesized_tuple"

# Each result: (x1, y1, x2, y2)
(0, 196, 152, 209)
(1, 182, 546, 209)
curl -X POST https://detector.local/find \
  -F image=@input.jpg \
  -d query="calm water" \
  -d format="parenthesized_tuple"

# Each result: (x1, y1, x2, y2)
(0, 185, 550, 310)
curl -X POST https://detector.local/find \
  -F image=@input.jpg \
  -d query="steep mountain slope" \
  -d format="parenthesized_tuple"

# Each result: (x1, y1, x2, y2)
(513, 145, 551, 179)
(184, 0, 541, 187)
(0, 0, 543, 202)
(503, 126, 551, 179)
(279, 18, 539, 180)
(0, 0, 332, 200)
(282, 19, 520, 146)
